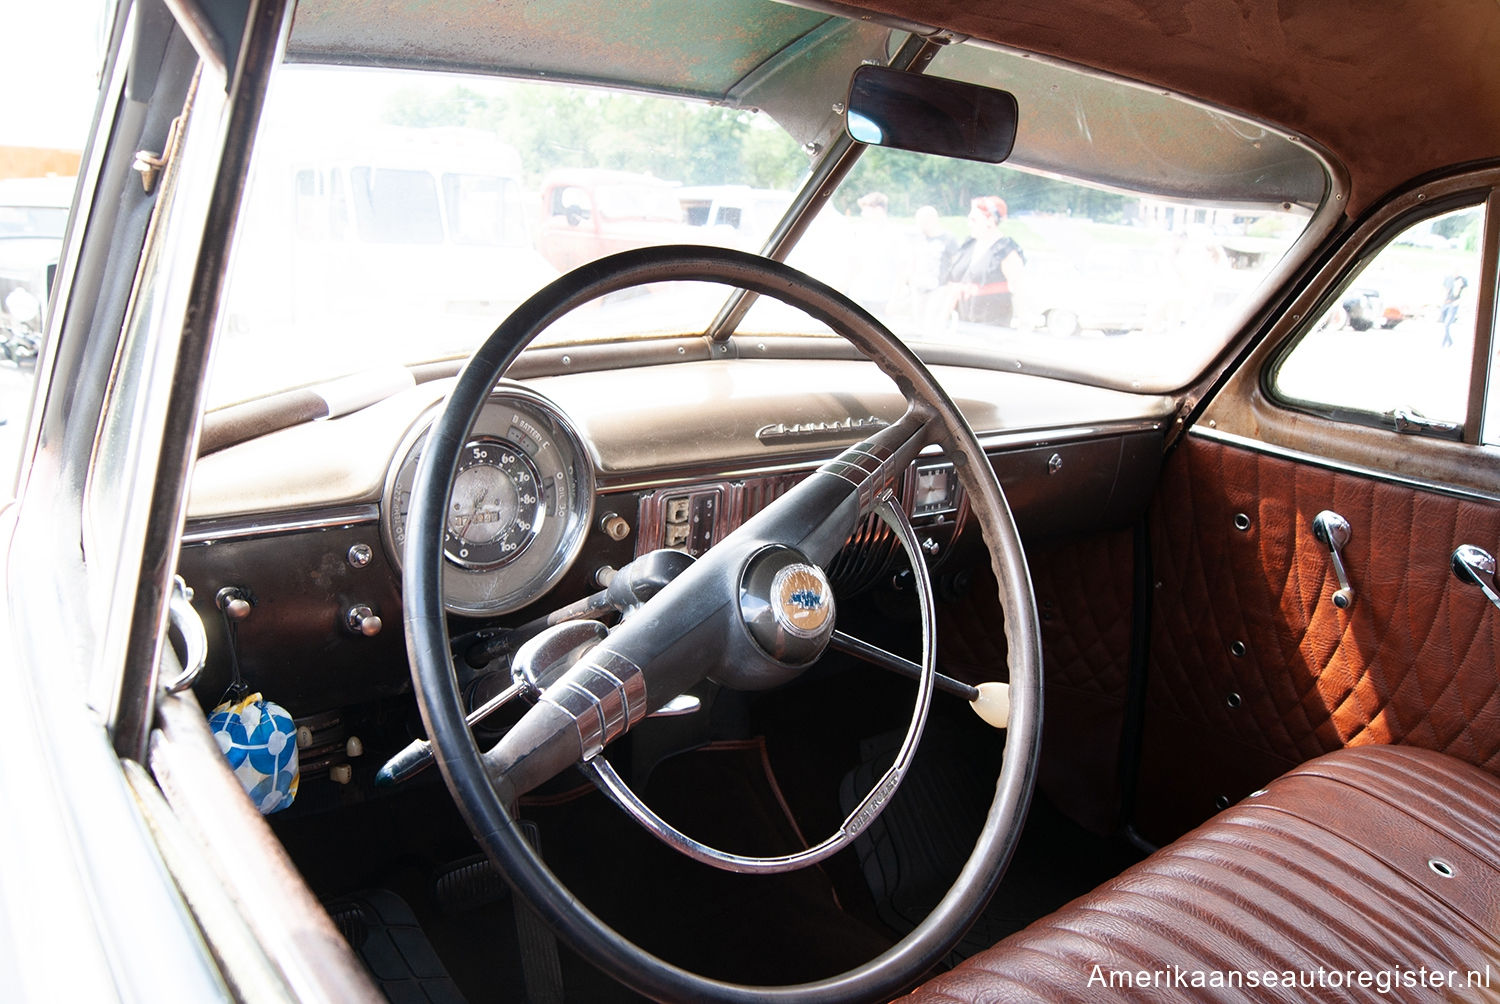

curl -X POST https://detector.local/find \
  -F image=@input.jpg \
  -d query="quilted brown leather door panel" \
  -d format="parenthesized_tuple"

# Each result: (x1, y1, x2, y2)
(941, 530, 1134, 835)
(1135, 434, 1500, 844)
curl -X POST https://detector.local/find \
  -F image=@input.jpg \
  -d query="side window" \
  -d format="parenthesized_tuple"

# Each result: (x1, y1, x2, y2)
(1272, 203, 1485, 432)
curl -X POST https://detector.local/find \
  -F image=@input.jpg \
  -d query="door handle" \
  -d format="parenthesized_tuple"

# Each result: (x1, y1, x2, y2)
(1452, 544, 1500, 612)
(163, 575, 208, 694)
(1312, 510, 1355, 609)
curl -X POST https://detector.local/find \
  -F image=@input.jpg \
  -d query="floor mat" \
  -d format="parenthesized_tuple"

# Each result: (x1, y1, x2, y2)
(324, 889, 466, 1004)
(522, 738, 893, 987)
(840, 725, 1142, 961)
(291, 736, 899, 999)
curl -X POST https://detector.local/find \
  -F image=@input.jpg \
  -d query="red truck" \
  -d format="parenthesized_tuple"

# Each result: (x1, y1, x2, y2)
(535, 168, 693, 273)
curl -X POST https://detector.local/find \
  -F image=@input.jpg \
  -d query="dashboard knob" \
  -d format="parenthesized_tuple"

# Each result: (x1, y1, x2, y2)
(215, 586, 252, 621)
(345, 605, 383, 637)
(600, 512, 631, 541)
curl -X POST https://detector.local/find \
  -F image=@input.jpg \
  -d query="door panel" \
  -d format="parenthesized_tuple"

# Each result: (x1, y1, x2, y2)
(1135, 434, 1500, 843)
(942, 529, 1135, 836)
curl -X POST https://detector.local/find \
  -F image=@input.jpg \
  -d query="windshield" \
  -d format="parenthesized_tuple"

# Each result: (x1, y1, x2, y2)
(211, 41, 1326, 408)
(212, 66, 813, 406)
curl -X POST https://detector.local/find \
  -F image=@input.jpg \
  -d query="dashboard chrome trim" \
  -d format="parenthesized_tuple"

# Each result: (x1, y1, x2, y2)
(754, 415, 889, 444)
(181, 504, 380, 545)
(596, 419, 1163, 493)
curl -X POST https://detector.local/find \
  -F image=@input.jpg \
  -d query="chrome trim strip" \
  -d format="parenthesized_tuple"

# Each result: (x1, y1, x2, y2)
(1191, 427, 1500, 504)
(973, 420, 1164, 453)
(596, 419, 1164, 494)
(181, 504, 380, 544)
(542, 649, 648, 760)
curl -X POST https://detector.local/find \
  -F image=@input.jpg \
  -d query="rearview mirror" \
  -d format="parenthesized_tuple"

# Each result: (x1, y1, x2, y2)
(845, 64, 1018, 164)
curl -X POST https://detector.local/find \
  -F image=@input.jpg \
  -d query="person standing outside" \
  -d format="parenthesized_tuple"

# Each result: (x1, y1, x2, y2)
(850, 191, 904, 317)
(946, 195, 1025, 327)
(909, 205, 957, 336)
(1441, 273, 1468, 348)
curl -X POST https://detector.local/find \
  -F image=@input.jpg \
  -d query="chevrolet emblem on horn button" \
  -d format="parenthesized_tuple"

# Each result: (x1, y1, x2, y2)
(771, 563, 834, 639)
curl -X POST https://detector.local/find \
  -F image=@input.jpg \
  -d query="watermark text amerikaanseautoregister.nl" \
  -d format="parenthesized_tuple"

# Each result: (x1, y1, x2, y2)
(1088, 964, 1492, 994)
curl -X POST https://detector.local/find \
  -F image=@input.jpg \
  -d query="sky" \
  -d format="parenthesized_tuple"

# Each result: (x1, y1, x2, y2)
(1, 0, 114, 150)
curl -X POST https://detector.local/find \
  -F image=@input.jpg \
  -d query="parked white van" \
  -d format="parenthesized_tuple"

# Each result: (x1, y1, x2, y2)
(219, 125, 557, 403)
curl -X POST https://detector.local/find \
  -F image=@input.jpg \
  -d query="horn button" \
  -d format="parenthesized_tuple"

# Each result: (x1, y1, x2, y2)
(735, 545, 836, 681)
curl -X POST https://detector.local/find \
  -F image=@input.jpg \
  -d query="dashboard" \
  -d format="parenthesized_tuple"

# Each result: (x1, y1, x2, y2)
(177, 355, 1171, 747)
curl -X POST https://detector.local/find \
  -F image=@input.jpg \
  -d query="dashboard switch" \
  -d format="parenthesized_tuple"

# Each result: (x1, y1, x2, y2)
(345, 605, 383, 637)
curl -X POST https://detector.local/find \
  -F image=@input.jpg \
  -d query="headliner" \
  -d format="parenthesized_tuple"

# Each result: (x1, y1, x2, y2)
(287, 0, 1500, 216)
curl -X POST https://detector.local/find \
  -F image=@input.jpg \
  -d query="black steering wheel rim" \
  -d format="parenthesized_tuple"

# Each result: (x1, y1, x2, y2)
(403, 245, 1042, 1002)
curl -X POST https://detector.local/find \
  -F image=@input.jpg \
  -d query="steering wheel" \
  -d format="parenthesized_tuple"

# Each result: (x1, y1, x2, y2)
(404, 245, 1041, 1002)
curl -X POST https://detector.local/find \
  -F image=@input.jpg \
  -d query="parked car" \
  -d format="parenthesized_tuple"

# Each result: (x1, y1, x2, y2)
(0, 175, 73, 366)
(1020, 247, 1158, 336)
(12, 1, 1500, 1002)
(535, 168, 693, 273)
(677, 184, 793, 248)
(219, 125, 559, 391)
(1341, 286, 1385, 331)
(1315, 286, 1407, 333)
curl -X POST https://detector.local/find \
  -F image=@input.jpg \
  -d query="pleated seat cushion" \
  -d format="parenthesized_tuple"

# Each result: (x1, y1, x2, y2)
(903, 745, 1500, 1002)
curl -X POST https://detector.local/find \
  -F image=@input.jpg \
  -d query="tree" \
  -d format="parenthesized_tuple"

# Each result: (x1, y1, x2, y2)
(377, 79, 1133, 224)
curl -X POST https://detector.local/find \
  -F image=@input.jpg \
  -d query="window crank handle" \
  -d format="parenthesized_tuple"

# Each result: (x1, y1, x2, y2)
(1452, 544, 1500, 611)
(1312, 510, 1354, 609)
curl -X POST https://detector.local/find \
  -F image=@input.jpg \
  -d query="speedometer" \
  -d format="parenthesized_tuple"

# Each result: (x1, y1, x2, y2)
(382, 385, 595, 616)
(445, 439, 543, 569)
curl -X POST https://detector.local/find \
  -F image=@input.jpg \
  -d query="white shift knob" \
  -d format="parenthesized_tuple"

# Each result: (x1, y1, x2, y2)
(969, 681, 1011, 729)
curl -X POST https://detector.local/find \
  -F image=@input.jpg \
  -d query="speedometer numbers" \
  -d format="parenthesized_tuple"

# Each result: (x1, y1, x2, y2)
(445, 440, 543, 569)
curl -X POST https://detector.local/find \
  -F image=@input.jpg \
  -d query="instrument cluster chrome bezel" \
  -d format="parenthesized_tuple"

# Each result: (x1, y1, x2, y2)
(381, 383, 597, 617)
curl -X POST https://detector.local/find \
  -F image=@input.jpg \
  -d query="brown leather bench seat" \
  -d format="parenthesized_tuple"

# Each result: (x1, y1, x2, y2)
(904, 745, 1500, 1002)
